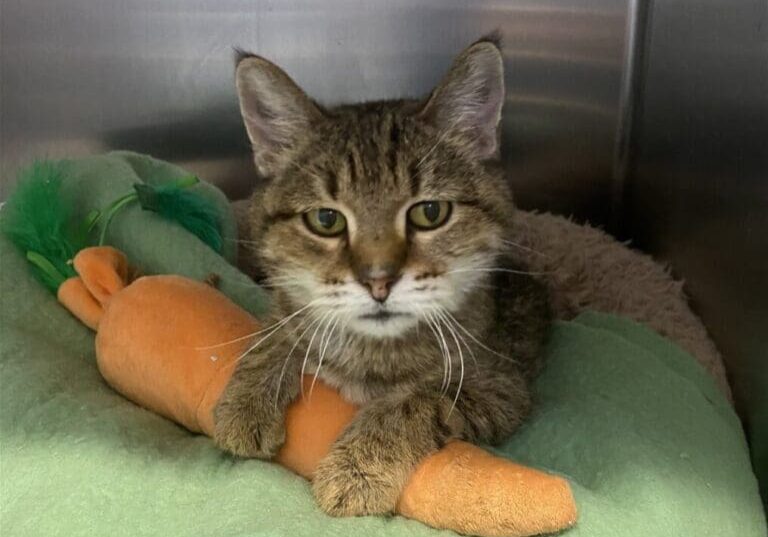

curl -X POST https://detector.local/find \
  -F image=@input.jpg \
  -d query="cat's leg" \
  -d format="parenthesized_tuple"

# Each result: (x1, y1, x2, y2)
(312, 370, 531, 516)
(213, 337, 303, 459)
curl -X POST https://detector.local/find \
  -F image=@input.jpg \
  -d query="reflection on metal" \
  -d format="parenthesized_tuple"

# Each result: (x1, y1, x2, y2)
(0, 0, 629, 224)
(610, 0, 650, 230)
(623, 0, 768, 493)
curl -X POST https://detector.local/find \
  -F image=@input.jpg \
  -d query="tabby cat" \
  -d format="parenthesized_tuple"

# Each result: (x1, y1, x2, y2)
(214, 36, 551, 517)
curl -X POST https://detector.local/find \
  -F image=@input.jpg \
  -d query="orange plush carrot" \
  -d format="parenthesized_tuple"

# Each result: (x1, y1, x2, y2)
(58, 246, 577, 537)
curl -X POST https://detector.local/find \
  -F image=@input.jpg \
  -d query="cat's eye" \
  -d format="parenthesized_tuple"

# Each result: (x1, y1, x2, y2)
(407, 201, 452, 230)
(303, 208, 347, 237)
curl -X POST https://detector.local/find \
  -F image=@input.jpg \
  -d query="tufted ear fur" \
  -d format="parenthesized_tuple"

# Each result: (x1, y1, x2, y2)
(235, 52, 324, 177)
(419, 37, 505, 160)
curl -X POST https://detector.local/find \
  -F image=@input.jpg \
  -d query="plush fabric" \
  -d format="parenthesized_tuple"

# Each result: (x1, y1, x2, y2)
(1, 153, 765, 537)
(41, 151, 267, 316)
(57, 245, 577, 537)
(509, 210, 733, 399)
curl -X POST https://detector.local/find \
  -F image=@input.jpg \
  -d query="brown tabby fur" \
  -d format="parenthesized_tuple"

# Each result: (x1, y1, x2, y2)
(214, 36, 552, 517)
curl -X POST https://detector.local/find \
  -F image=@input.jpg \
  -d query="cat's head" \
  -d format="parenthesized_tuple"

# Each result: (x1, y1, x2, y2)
(238, 37, 513, 339)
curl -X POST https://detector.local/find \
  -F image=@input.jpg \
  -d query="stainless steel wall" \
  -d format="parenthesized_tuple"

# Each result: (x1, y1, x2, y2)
(623, 0, 768, 499)
(0, 0, 629, 223)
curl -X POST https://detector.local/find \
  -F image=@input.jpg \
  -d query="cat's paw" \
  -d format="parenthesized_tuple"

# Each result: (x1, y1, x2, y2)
(311, 448, 402, 517)
(213, 399, 285, 459)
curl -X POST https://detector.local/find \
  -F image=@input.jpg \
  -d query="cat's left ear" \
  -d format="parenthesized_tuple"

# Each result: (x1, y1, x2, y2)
(418, 36, 505, 160)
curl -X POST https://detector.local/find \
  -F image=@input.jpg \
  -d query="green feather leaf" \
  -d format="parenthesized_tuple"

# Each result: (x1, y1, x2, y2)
(133, 177, 223, 253)
(1, 162, 84, 292)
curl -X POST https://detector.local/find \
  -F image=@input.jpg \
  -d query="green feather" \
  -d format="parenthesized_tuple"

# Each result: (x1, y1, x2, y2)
(134, 177, 223, 253)
(1, 162, 84, 292)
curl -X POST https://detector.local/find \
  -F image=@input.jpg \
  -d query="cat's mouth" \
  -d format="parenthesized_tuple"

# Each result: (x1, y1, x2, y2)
(359, 311, 409, 322)
(350, 308, 418, 337)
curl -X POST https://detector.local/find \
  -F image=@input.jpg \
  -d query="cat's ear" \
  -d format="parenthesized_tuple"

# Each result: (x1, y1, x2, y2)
(235, 52, 323, 177)
(418, 37, 505, 160)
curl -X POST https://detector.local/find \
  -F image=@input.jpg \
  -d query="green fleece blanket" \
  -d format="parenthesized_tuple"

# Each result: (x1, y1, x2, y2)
(1, 153, 765, 537)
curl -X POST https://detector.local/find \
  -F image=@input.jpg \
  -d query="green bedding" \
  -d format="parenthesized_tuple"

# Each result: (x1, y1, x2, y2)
(1, 153, 765, 537)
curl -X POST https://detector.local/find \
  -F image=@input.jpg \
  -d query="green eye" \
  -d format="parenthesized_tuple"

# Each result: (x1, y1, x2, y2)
(407, 201, 452, 230)
(303, 208, 347, 236)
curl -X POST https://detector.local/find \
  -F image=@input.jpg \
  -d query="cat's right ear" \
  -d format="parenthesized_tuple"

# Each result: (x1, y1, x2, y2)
(235, 52, 323, 177)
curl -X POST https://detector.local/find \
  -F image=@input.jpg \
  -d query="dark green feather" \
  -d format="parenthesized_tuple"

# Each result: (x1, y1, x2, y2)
(133, 177, 223, 253)
(1, 162, 84, 292)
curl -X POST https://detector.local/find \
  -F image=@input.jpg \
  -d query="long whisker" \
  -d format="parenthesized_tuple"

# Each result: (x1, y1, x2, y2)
(440, 308, 519, 365)
(299, 311, 331, 398)
(446, 267, 552, 276)
(313, 312, 337, 371)
(332, 316, 354, 366)
(318, 313, 338, 359)
(500, 239, 549, 258)
(434, 307, 479, 373)
(262, 309, 317, 360)
(427, 311, 451, 395)
(310, 313, 342, 396)
(434, 310, 465, 414)
(418, 307, 450, 394)
(233, 314, 302, 363)
(428, 311, 453, 396)
(233, 306, 316, 363)
(273, 312, 325, 409)
(196, 298, 323, 350)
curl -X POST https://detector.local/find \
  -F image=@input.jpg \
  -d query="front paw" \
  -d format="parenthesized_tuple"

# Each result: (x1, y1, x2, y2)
(213, 400, 285, 459)
(312, 448, 402, 517)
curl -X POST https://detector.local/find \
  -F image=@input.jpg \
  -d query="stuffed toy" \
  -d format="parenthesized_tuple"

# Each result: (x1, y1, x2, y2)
(2, 163, 577, 537)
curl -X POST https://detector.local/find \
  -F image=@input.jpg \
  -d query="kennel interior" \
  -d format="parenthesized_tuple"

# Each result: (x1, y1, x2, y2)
(1, 0, 766, 522)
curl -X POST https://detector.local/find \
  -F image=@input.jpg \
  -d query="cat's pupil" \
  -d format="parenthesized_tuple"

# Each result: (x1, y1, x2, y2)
(423, 202, 440, 222)
(318, 209, 337, 228)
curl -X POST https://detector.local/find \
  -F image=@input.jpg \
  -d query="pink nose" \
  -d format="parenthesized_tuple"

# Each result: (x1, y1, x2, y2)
(364, 276, 397, 303)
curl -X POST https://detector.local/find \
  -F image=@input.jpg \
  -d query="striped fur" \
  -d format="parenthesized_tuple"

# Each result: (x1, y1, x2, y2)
(215, 36, 552, 517)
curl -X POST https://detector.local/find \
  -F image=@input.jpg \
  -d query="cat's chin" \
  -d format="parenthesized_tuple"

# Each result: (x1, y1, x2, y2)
(348, 312, 418, 339)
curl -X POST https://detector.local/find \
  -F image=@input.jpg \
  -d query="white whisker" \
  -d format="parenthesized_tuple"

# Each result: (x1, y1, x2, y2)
(435, 310, 465, 414)
(501, 239, 549, 258)
(273, 312, 324, 409)
(434, 308, 479, 373)
(332, 316, 354, 365)
(233, 309, 311, 364)
(310, 313, 342, 396)
(440, 308, 519, 365)
(428, 311, 453, 396)
(446, 267, 551, 276)
(300, 311, 331, 398)
(418, 308, 450, 394)
(196, 298, 323, 350)
(428, 313, 450, 395)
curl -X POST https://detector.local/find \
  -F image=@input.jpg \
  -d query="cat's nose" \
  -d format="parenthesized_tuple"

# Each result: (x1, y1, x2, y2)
(363, 275, 399, 303)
